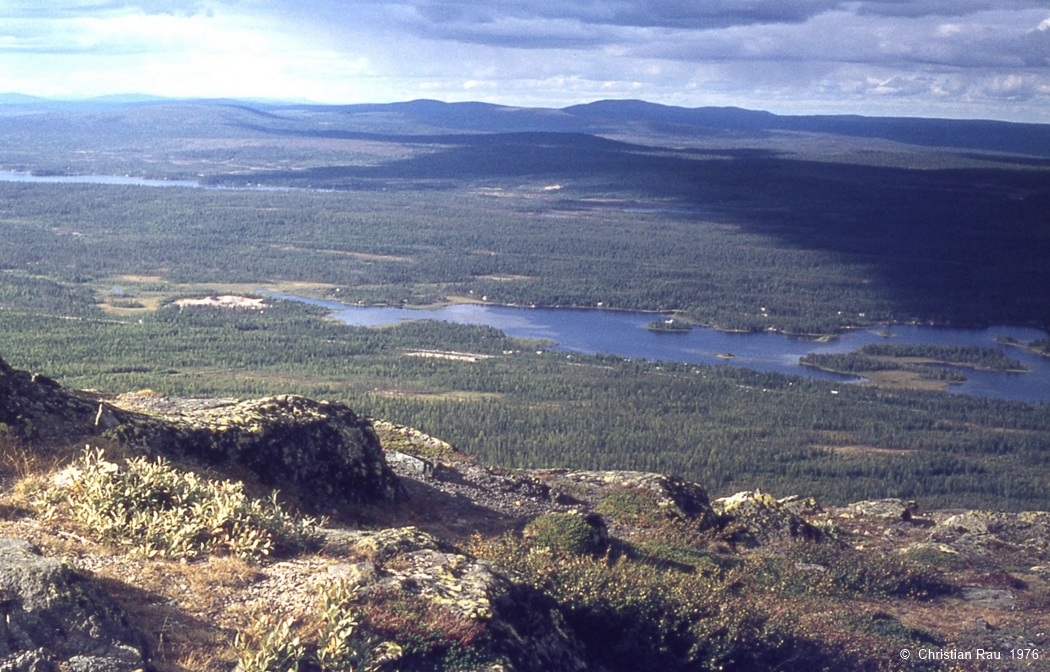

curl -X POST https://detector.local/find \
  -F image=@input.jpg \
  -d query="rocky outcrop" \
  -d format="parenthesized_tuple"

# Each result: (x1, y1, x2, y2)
(0, 357, 130, 446)
(712, 490, 825, 548)
(929, 510, 1050, 557)
(322, 527, 590, 672)
(0, 356, 402, 511)
(844, 498, 919, 521)
(108, 395, 403, 510)
(371, 420, 456, 460)
(534, 470, 718, 530)
(0, 538, 149, 672)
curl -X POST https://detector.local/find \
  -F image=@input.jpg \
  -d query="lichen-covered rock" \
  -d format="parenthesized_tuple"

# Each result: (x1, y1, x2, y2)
(0, 356, 129, 446)
(0, 538, 149, 672)
(845, 499, 920, 521)
(929, 510, 1050, 557)
(777, 495, 823, 517)
(1, 357, 402, 511)
(384, 450, 435, 478)
(108, 395, 403, 510)
(960, 586, 1016, 610)
(712, 490, 824, 548)
(371, 419, 457, 460)
(324, 526, 453, 563)
(321, 527, 590, 672)
(538, 470, 717, 530)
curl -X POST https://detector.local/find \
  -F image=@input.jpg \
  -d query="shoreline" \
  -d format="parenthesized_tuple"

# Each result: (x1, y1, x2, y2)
(332, 296, 1049, 343)
(997, 337, 1050, 361)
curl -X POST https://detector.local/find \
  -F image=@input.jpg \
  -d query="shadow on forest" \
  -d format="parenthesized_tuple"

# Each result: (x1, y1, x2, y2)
(216, 128, 1050, 330)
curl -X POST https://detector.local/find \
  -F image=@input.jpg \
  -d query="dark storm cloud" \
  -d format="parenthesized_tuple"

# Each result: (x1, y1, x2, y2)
(639, 7, 1050, 69)
(856, 0, 1048, 18)
(405, 0, 844, 30)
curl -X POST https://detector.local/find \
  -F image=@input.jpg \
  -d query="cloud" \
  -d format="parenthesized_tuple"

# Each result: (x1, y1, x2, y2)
(856, 0, 1047, 18)
(627, 7, 1050, 70)
(2, 0, 1049, 120)
(1, 1, 213, 19)
(982, 72, 1047, 99)
(285, 0, 848, 34)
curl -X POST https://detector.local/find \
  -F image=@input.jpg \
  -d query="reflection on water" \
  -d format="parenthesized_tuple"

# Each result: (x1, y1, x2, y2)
(0, 170, 296, 191)
(271, 294, 1050, 403)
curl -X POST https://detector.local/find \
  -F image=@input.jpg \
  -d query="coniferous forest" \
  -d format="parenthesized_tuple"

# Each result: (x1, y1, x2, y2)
(1, 99, 1049, 510)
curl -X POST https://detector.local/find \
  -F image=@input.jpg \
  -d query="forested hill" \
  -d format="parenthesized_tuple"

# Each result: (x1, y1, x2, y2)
(5, 96, 1050, 157)
(562, 100, 1050, 157)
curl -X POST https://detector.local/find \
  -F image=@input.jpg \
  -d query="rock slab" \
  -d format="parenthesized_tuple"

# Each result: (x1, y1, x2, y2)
(0, 538, 149, 672)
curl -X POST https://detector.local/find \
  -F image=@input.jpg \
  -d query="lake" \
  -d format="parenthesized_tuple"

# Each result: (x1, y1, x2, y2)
(0, 170, 298, 191)
(270, 294, 1050, 403)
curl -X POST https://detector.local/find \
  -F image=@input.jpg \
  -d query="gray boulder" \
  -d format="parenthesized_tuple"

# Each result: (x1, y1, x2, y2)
(0, 538, 149, 672)
(1, 354, 402, 512)
(712, 490, 824, 548)
(929, 510, 1050, 557)
(321, 527, 590, 672)
(0, 356, 128, 446)
(845, 499, 920, 521)
(109, 395, 404, 510)
(539, 470, 718, 530)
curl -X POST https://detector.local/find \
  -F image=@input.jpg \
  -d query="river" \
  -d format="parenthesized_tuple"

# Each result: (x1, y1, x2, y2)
(270, 295, 1050, 403)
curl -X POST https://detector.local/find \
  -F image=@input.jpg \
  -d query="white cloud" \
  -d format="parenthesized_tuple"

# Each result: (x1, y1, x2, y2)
(1, 0, 1049, 120)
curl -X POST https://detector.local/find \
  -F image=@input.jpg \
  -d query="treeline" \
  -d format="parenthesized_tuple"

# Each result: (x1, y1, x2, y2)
(800, 353, 899, 373)
(2, 302, 1048, 511)
(799, 351, 968, 383)
(858, 344, 1025, 371)
(1001, 337, 1050, 358)
(0, 182, 902, 334)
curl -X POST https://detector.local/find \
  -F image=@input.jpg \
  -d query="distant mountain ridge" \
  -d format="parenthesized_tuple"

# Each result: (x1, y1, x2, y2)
(4, 95, 1049, 156)
(322, 98, 1050, 156)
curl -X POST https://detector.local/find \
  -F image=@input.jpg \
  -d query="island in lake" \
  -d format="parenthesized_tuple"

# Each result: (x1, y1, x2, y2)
(997, 336, 1050, 359)
(646, 318, 693, 333)
(800, 343, 1027, 391)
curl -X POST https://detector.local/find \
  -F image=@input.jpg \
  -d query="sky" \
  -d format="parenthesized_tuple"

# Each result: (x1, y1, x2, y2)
(1, 1, 1049, 121)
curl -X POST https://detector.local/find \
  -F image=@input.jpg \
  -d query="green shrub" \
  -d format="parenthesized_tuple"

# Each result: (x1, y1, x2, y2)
(596, 488, 663, 522)
(235, 580, 402, 672)
(523, 512, 604, 556)
(737, 543, 953, 600)
(357, 587, 491, 671)
(472, 534, 841, 672)
(235, 613, 306, 672)
(42, 447, 318, 561)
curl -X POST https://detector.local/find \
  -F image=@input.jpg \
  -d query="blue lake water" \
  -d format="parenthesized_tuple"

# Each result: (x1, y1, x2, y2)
(0, 170, 296, 191)
(270, 294, 1050, 403)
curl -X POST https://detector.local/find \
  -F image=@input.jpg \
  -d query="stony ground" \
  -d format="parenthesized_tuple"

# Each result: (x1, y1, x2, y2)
(1, 373, 1048, 671)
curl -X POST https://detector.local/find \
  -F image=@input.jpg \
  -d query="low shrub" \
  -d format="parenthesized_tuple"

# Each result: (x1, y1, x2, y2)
(472, 534, 842, 672)
(235, 580, 402, 672)
(42, 446, 319, 561)
(357, 587, 490, 672)
(523, 512, 606, 556)
(596, 487, 663, 523)
(738, 544, 955, 600)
